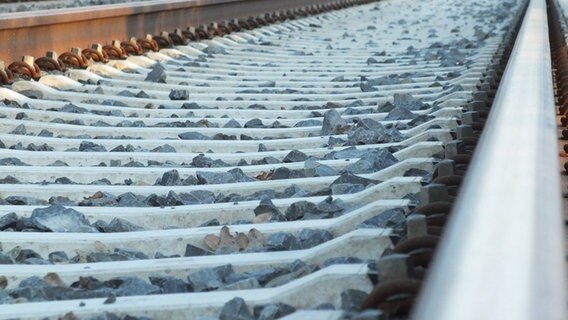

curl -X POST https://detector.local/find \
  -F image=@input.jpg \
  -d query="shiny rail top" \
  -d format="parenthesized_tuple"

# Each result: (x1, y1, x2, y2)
(413, 0, 566, 319)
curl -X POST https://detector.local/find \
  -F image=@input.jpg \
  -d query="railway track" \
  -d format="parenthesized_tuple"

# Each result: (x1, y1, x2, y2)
(0, 0, 564, 319)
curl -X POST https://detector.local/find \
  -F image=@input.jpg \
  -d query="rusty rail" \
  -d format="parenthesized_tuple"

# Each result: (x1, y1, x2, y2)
(0, 0, 358, 63)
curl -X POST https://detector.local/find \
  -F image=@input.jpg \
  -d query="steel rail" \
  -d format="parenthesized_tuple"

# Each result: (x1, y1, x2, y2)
(0, 0, 345, 63)
(412, 0, 566, 319)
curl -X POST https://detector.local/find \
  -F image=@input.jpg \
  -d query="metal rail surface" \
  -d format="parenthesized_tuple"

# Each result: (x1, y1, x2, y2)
(412, 0, 566, 319)
(0, 0, 564, 319)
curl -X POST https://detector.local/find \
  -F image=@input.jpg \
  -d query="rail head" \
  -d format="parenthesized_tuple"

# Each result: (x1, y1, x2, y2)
(0, 0, 247, 28)
(0, 0, 348, 63)
(412, 0, 566, 319)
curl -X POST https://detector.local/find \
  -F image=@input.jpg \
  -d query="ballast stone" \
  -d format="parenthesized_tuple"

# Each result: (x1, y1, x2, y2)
(347, 119, 404, 145)
(254, 303, 296, 320)
(144, 64, 167, 83)
(384, 107, 418, 120)
(358, 207, 406, 231)
(322, 109, 348, 135)
(30, 205, 97, 233)
(298, 229, 333, 249)
(265, 232, 301, 251)
(219, 297, 254, 320)
(111, 277, 160, 296)
(100, 217, 144, 233)
(178, 131, 211, 140)
(341, 148, 398, 174)
(0, 212, 18, 230)
(304, 159, 337, 177)
(79, 141, 107, 152)
(393, 93, 427, 110)
(196, 168, 255, 184)
(283, 149, 308, 163)
(187, 267, 226, 292)
(156, 169, 181, 186)
(169, 89, 189, 100)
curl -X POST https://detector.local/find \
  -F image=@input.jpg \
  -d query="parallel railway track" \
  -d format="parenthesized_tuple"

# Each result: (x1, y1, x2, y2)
(0, 0, 564, 319)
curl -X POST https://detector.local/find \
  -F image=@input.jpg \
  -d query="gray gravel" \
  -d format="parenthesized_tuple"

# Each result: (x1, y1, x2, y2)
(0, 257, 371, 306)
(0, 0, 521, 317)
(0, 206, 144, 233)
(0, 145, 401, 187)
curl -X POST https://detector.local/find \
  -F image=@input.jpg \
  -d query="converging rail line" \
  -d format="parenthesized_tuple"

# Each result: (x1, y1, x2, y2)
(0, 0, 564, 319)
